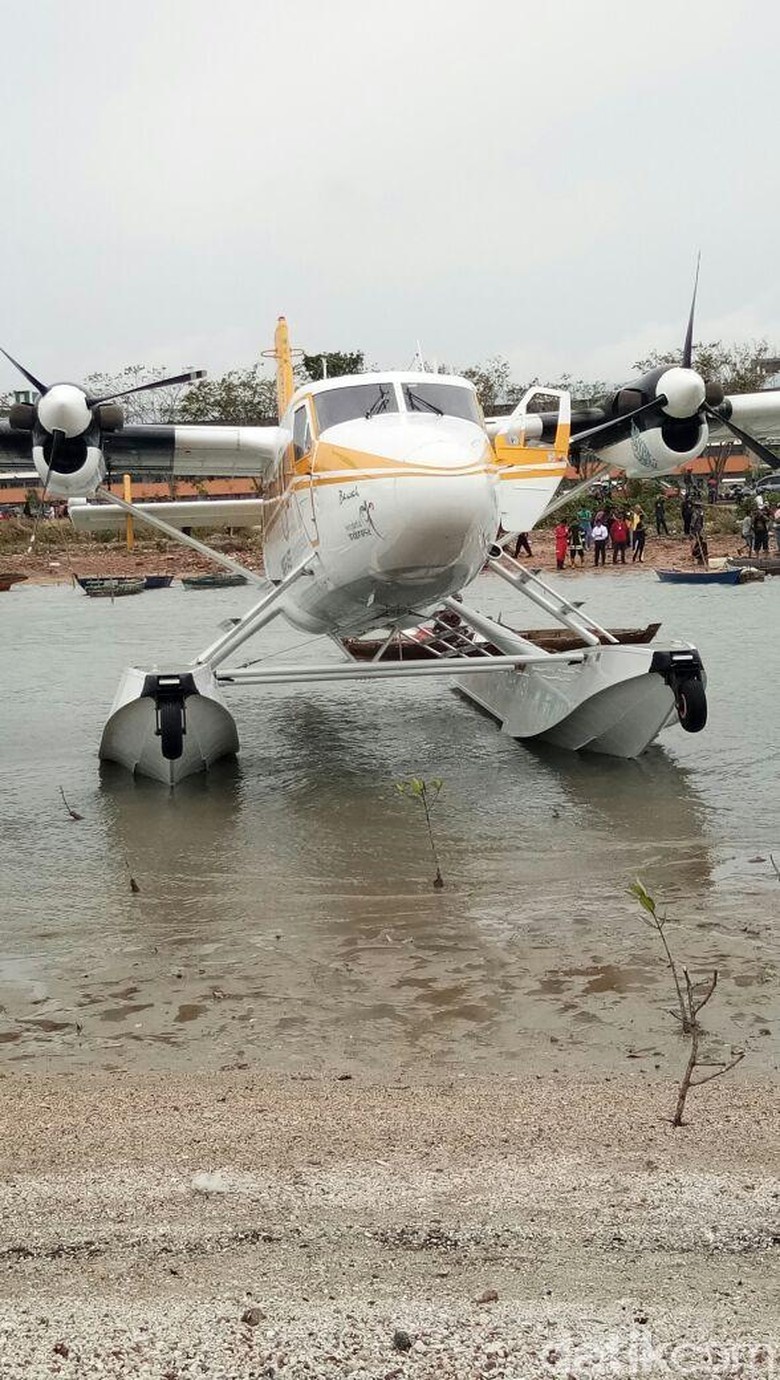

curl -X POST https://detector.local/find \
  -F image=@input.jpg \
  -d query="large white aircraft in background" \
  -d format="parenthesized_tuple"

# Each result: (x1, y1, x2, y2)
(2, 306, 779, 785)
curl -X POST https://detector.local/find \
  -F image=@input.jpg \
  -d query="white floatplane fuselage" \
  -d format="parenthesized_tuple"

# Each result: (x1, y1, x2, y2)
(262, 373, 502, 635)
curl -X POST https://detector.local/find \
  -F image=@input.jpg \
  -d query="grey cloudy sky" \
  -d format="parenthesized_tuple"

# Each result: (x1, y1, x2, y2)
(3, 0, 779, 395)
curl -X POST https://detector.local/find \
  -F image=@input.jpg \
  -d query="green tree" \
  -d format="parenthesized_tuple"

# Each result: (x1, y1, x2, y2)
(632, 339, 778, 395)
(83, 365, 194, 425)
(178, 366, 278, 425)
(460, 356, 517, 411)
(300, 350, 365, 382)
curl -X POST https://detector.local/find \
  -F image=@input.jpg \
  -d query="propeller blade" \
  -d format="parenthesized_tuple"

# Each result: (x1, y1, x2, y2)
(1, 348, 47, 395)
(704, 403, 780, 471)
(26, 428, 64, 553)
(571, 395, 666, 451)
(88, 369, 206, 405)
(682, 252, 701, 370)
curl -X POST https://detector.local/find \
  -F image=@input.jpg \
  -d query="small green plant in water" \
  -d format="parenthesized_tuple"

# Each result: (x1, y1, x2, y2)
(629, 879, 744, 1127)
(396, 777, 444, 890)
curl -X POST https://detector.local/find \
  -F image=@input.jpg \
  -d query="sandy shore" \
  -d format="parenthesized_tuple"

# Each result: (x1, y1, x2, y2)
(1, 1071, 777, 1377)
(0, 523, 756, 585)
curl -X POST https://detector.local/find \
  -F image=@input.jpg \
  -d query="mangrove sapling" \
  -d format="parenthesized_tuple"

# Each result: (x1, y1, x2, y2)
(629, 880, 745, 1127)
(396, 777, 445, 889)
(628, 879, 689, 1032)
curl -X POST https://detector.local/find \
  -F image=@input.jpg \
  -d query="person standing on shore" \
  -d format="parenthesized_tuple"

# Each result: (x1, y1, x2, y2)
(592, 516, 608, 566)
(690, 504, 708, 564)
(577, 503, 593, 550)
(513, 531, 533, 558)
(554, 521, 569, 571)
(773, 504, 780, 553)
(611, 513, 629, 564)
(681, 494, 693, 536)
(741, 511, 754, 555)
(631, 513, 647, 562)
(753, 507, 770, 554)
(568, 517, 585, 566)
(654, 495, 669, 535)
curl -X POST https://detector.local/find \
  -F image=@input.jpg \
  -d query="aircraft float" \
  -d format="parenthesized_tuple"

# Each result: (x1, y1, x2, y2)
(2, 297, 779, 785)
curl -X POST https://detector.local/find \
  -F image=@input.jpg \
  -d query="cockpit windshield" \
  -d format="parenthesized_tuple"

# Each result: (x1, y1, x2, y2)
(313, 382, 399, 431)
(402, 382, 481, 424)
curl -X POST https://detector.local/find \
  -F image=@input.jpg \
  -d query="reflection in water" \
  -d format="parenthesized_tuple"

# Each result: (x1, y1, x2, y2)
(1, 577, 778, 1074)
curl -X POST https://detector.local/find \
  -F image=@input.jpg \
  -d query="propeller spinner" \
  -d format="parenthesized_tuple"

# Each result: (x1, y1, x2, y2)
(1, 350, 206, 498)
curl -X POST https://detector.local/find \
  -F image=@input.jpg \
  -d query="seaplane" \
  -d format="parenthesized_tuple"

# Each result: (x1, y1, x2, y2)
(2, 301, 779, 785)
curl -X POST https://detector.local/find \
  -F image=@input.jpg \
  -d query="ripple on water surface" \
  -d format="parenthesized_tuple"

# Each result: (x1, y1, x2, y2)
(0, 574, 778, 1072)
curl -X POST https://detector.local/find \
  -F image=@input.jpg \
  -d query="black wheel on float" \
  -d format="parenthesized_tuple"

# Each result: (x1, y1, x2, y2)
(676, 678, 707, 733)
(159, 698, 185, 760)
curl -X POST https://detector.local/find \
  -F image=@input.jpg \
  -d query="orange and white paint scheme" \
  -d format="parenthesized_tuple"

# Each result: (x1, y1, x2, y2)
(258, 321, 569, 635)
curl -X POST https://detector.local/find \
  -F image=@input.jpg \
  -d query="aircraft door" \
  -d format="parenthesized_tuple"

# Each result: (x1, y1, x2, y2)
(292, 402, 319, 547)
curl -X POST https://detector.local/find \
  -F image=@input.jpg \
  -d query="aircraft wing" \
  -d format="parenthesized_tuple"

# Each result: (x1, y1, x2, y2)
(0, 422, 285, 479)
(707, 392, 780, 448)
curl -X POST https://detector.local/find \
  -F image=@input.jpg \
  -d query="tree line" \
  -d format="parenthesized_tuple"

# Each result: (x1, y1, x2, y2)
(1, 339, 777, 426)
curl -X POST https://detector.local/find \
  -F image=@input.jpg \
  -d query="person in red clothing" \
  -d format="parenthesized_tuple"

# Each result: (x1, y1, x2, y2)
(611, 513, 630, 563)
(554, 521, 569, 570)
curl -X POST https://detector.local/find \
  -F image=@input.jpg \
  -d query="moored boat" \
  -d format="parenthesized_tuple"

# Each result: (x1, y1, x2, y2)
(182, 572, 248, 590)
(656, 567, 743, 586)
(726, 555, 780, 576)
(77, 576, 145, 597)
(143, 574, 175, 589)
(343, 620, 662, 662)
(0, 571, 27, 592)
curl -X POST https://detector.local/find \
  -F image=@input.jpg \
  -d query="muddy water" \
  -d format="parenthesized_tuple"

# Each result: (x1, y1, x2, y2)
(0, 572, 778, 1075)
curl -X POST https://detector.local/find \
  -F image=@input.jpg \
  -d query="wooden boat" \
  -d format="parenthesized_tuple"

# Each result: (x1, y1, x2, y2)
(343, 621, 662, 662)
(0, 571, 27, 592)
(143, 574, 174, 589)
(656, 567, 742, 586)
(182, 572, 248, 589)
(78, 577, 145, 597)
(726, 555, 780, 576)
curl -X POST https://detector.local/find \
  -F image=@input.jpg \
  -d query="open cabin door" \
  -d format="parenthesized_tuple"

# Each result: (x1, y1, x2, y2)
(291, 401, 319, 547)
(492, 387, 571, 532)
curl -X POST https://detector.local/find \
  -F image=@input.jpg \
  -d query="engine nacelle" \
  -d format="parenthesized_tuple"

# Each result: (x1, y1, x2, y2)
(594, 415, 708, 478)
(33, 443, 106, 498)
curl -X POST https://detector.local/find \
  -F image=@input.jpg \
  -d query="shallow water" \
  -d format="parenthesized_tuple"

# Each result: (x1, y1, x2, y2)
(1, 571, 778, 1075)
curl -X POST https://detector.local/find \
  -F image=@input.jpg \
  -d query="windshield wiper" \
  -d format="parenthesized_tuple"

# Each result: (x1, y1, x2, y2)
(405, 388, 443, 416)
(365, 387, 392, 419)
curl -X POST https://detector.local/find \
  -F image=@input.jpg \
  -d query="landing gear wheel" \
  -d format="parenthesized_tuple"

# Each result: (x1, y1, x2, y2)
(159, 698, 185, 759)
(676, 678, 707, 733)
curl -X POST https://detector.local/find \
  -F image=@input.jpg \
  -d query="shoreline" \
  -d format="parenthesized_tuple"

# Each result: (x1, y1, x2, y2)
(1, 1070, 777, 1377)
(0, 527, 759, 586)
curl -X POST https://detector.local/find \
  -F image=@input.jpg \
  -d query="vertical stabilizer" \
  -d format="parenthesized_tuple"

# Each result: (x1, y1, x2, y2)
(274, 317, 295, 419)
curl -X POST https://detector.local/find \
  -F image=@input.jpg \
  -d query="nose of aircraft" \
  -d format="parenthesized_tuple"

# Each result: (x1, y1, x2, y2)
(374, 424, 497, 583)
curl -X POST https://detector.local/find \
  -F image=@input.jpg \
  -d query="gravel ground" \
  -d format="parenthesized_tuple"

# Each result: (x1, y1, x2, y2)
(0, 1071, 777, 1377)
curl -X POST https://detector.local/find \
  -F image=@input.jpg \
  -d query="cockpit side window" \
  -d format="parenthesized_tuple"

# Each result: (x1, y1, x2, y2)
(292, 404, 312, 461)
(313, 382, 399, 432)
(402, 382, 481, 424)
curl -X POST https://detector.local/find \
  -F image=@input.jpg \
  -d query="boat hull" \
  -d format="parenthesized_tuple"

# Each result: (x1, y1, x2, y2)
(100, 664, 239, 785)
(656, 568, 741, 585)
(456, 643, 704, 758)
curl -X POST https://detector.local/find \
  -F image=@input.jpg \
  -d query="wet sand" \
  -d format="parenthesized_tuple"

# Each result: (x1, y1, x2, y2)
(1, 1071, 777, 1378)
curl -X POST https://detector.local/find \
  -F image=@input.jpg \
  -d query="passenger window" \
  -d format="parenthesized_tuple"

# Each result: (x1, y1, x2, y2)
(292, 406, 311, 461)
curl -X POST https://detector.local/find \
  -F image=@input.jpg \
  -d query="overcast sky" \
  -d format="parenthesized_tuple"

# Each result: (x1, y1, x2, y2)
(3, 0, 779, 395)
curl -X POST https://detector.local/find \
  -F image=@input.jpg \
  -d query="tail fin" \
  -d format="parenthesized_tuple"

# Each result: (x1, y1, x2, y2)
(273, 316, 295, 419)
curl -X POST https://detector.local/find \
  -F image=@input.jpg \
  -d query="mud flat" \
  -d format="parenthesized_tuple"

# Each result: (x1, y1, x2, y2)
(0, 1071, 777, 1378)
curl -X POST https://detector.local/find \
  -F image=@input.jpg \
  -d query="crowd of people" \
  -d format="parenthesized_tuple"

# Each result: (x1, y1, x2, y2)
(740, 503, 780, 554)
(547, 499, 665, 570)
(507, 484, 780, 571)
